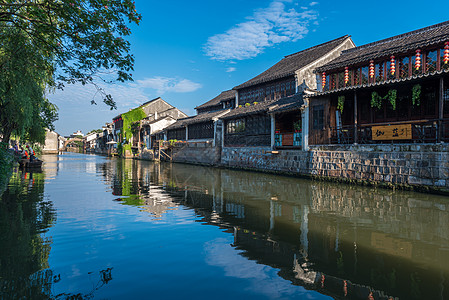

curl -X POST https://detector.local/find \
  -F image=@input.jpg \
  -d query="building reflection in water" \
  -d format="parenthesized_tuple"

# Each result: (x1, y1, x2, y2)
(104, 159, 449, 300)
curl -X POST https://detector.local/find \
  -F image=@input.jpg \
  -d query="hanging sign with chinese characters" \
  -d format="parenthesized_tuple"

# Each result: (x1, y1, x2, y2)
(372, 124, 412, 140)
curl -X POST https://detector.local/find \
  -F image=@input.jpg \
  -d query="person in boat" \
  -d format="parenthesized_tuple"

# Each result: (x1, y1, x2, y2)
(27, 145, 36, 162)
(20, 145, 29, 159)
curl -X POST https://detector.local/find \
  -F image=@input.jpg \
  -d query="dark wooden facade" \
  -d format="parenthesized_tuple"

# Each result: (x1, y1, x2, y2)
(167, 128, 186, 141)
(310, 21, 449, 145)
(188, 121, 214, 140)
(224, 114, 271, 147)
(238, 76, 296, 106)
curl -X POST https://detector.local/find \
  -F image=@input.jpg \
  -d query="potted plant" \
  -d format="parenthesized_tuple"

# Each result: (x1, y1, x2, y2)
(293, 121, 302, 133)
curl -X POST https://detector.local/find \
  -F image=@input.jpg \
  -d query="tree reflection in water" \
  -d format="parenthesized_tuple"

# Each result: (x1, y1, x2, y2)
(0, 170, 55, 299)
(0, 169, 113, 299)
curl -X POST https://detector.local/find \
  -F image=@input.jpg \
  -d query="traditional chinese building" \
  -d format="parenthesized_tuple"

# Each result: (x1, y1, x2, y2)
(165, 90, 235, 143)
(224, 36, 355, 149)
(310, 20, 449, 145)
(195, 90, 235, 114)
(112, 97, 187, 157)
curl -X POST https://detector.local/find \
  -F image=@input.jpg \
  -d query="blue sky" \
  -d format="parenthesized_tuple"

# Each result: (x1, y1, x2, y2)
(49, 0, 449, 136)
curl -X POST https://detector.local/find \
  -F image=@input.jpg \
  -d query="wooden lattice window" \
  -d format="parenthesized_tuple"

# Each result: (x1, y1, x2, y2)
(312, 105, 324, 130)
(426, 50, 438, 73)
(188, 121, 214, 140)
(361, 66, 369, 85)
(376, 62, 384, 82)
(167, 128, 186, 141)
(441, 47, 449, 71)
(399, 57, 410, 79)
(337, 72, 345, 89)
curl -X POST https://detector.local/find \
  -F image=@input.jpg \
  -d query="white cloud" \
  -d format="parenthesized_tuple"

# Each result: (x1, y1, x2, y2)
(136, 77, 202, 94)
(309, 2, 318, 6)
(204, 1, 318, 61)
(226, 67, 237, 73)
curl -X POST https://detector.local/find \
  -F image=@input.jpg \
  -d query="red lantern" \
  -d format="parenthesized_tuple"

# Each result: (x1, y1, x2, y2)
(390, 56, 395, 75)
(369, 60, 375, 78)
(344, 67, 349, 84)
(444, 42, 449, 64)
(322, 72, 326, 89)
(414, 49, 421, 70)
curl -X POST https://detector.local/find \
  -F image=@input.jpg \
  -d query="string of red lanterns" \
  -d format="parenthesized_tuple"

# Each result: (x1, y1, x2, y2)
(344, 67, 349, 84)
(369, 60, 375, 78)
(444, 42, 449, 64)
(322, 72, 326, 89)
(390, 56, 395, 75)
(414, 49, 421, 70)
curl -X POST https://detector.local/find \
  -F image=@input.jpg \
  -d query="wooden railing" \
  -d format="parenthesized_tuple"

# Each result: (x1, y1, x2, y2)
(330, 118, 449, 144)
(275, 132, 302, 147)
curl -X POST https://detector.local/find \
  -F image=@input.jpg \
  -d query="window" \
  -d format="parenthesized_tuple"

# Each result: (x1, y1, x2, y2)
(227, 119, 245, 134)
(361, 66, 369, 84)
(337, 72, 345, 89)
(330, 73, 337, 90)
(312, 105, 324, 130)
(399, 57, 409, 79)
(353, 69, 360, 86)
(386, 61, 395, 80)
(375, 62, 384, 82)
(441, 48, 449, 71)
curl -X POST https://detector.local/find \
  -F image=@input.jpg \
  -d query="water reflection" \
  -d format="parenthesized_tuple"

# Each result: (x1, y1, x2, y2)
(0, 170, 55, 299)
(104, 159, 449, 300)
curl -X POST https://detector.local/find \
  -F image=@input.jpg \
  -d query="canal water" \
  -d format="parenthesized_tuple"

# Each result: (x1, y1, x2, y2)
(1, 153, 449, 299)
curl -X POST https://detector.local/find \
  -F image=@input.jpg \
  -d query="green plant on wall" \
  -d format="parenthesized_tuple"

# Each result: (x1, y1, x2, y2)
(371, 89, 397, 110)
(387, 89, 397, 110)
(120, 107, 146, 156)
(412, 84, 421, 106)
(371, 91, 382, 109)
(337, 96, 345, 113)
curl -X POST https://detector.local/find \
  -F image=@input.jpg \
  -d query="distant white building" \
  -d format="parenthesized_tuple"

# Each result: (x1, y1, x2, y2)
(71, 130, 84, 137)
(43, 129, 64, 154)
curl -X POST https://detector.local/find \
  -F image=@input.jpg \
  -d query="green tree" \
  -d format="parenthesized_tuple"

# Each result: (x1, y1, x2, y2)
(0, 27, 58, 143)
(0, 0, 141, 108)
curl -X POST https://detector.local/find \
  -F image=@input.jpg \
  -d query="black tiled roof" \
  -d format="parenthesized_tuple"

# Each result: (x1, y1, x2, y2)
(269, 94, 304, 114)
(220, 100, 275, 119)
(221, 94, 304, 119)
(195, 90, 235, 110)
(317, 20, 449, 73)
(233, 35, 351, 90)
(165, 110, 229, 130)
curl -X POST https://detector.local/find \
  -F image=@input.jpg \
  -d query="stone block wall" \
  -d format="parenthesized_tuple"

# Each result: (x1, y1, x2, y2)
(221, 147, 310, 174)
(221, 144, 449, 193)
(171, 141, 221, 166)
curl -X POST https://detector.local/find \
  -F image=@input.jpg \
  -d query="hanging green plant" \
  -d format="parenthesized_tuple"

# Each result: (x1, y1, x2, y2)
(371, 91, 382, 109)
(370, 89, 397, 110)
(412, 84, 421, 106)
(337, 95, 345, 113)
(387, 89, 397, 110)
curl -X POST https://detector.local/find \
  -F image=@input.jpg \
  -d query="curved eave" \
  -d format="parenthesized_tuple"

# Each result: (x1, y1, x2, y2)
(312, 69, 449, 97)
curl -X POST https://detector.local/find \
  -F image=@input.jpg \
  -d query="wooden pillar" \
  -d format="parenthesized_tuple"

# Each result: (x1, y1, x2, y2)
(270, 114, 275, 150)
(354, 91, 358, 144)
(439, 77, 444, 142)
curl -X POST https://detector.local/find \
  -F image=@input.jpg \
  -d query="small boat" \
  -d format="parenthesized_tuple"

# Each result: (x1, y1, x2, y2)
(18, 158, 43, 169)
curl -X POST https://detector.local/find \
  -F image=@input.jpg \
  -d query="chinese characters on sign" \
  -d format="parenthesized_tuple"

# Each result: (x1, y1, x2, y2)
(371, 124, 412, 140)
